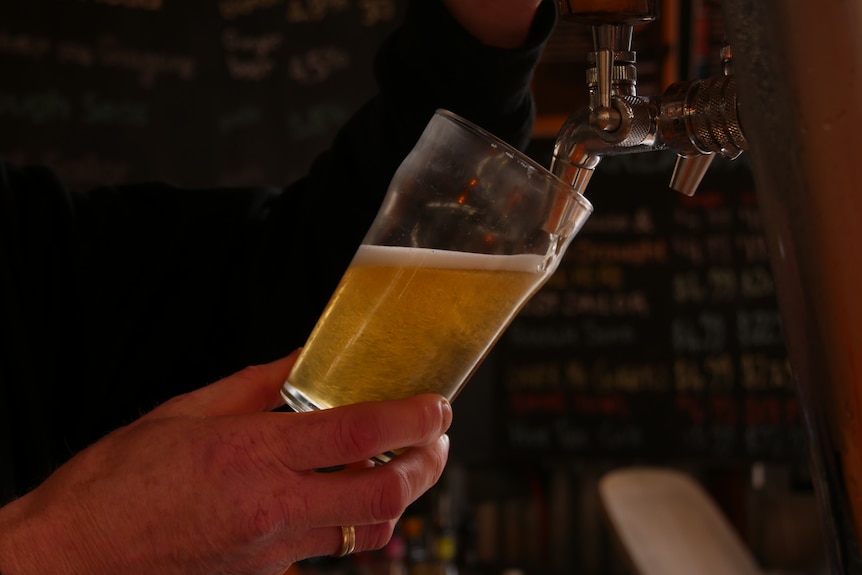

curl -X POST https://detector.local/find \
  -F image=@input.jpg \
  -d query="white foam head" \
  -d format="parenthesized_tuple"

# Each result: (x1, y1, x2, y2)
(354, 244, 545, 273)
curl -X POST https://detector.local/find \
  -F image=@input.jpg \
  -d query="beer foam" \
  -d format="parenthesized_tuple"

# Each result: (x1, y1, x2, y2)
(354, 244, 545, 273)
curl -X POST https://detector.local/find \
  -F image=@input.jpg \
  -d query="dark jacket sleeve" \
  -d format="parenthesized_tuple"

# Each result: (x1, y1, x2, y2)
(0, 0, 556, 502)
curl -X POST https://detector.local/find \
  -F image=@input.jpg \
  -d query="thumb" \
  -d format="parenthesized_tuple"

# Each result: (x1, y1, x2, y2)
(142, 350, 300, 420)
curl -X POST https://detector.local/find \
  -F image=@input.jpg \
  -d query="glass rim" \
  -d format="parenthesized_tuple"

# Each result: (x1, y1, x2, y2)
(434, 108, 593, 212)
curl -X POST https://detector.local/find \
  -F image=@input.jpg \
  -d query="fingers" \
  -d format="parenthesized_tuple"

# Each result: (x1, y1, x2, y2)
(324, 520, 397, 558)
(291, 434, 450, 530)
(134, 360, 452, 565)
(278, 394, 453, 470)
(144, 351, 301, 419)
(277, 520, 398, 563)
(267, 435, 449, 561)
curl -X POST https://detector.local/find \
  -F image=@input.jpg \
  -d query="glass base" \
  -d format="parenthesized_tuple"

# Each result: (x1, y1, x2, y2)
(280, 380, 398, 466)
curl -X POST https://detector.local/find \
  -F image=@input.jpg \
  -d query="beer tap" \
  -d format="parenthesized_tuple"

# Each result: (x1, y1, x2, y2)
(551, 0, 747, 196)
(556, 3, 862, 571)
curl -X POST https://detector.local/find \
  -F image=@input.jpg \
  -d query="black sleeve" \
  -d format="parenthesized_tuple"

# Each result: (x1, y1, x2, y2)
(0, 164, 286, 502)
(0, 0, 556, 502)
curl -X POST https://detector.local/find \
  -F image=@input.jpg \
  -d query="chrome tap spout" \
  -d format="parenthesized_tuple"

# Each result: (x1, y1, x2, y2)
(551, 19, 747, 197)
(550, 95, 660, 194)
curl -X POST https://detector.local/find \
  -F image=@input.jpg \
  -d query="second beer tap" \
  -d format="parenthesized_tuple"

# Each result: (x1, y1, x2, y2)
(550, 2, 748, 197)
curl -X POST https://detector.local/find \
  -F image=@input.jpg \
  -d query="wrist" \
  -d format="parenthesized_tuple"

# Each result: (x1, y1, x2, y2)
(0, 497, 32, 575)
(0, 492, 91, 575)
(0, 495, 50, 575)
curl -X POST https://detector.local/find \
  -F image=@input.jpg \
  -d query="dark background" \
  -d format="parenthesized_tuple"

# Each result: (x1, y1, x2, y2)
(2, 0, 802, 464)
(2, 0, 404, 191)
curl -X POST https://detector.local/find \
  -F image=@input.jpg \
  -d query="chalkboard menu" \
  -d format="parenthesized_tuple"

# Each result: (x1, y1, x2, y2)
(2, 0, 403, 191)
(496, 156, 806, 463)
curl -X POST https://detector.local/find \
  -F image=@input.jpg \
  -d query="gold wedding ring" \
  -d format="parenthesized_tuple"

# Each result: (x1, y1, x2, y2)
(334, 525, 356, 558)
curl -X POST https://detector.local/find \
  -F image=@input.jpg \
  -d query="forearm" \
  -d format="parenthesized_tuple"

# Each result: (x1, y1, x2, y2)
(441, 0, 544, 49)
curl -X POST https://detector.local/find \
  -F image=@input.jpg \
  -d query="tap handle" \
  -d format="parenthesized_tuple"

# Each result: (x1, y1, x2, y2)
(591, 24, 630, 126)
(556, 0, 657, 25)
(670, 154, 715, 196)
(595, 37, 614, 109)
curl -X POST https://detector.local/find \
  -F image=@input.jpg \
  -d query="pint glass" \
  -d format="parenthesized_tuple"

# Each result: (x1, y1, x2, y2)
(280, 109, 592, 431)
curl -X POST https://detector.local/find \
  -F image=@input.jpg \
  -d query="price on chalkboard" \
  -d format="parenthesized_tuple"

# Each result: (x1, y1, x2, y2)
(496, 166, 804, 462)
(0, 0, 403, 189)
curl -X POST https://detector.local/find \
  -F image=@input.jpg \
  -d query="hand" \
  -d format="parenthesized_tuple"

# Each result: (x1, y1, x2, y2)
(442, 0, 544, 48)
(0, 351, 452, 575)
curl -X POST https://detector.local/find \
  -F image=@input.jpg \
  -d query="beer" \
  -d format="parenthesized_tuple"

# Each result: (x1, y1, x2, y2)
(281, 244, 551, 410)
(278, 109, 593, 427)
